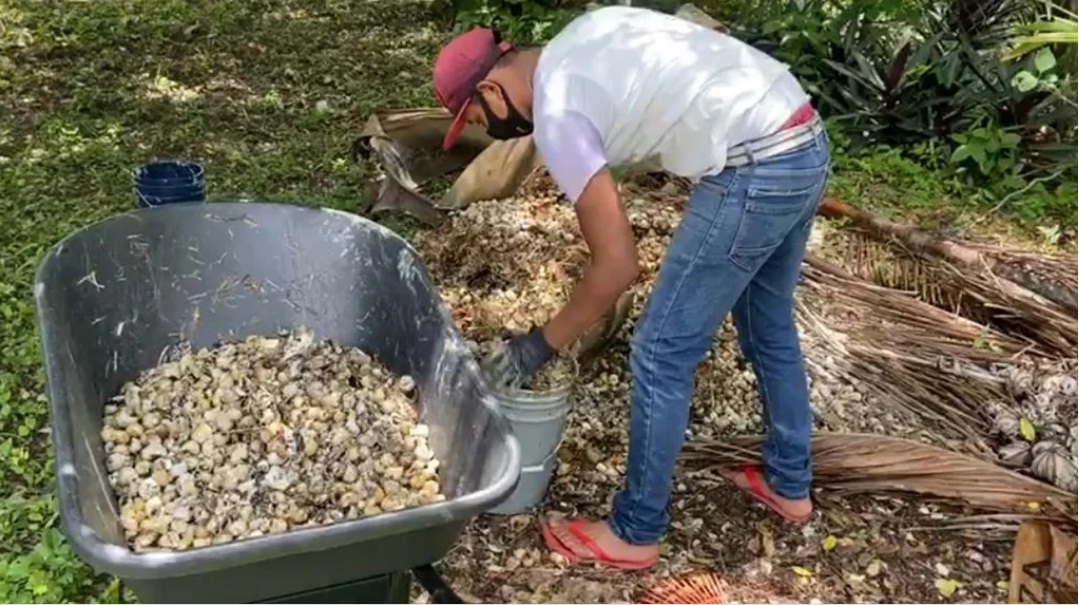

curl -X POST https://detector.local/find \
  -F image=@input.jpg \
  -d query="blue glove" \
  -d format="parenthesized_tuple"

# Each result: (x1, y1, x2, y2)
(480, 327, 556, 390)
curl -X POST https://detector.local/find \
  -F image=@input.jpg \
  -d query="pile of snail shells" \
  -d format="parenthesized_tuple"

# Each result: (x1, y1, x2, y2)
(412, 191, 584, 291)
(101, 327, 443, 553)
(990, 359, 1078, 492)
(420, 188, 873, 438)
(569, 314, 882, 444)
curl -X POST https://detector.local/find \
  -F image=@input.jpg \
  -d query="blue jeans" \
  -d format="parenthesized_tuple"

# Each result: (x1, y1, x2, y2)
(609, 125, 830, 546)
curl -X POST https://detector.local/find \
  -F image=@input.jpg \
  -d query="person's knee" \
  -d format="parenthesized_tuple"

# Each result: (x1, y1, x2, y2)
(741, 307, 800, 350)
(629, 329, 665, 379)
(631, 326, 709, 378)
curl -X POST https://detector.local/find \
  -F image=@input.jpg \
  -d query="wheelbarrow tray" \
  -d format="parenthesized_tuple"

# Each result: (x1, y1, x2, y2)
(33, 202, 520, 603)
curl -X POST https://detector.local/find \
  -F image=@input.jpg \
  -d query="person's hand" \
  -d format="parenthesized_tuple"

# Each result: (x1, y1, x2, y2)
(480, 326, 555, 390)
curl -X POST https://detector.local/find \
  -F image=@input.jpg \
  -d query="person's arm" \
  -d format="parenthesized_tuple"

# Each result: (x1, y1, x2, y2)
(542, 168, 637, 349)
(533, 111, 639, 351)
(477, 109, 634, 388)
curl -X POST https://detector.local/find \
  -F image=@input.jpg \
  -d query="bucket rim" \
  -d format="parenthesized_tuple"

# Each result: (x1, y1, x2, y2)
(133, 181, 207, 190)
(135, 190, 208, 201)
(132, 160, 206, 183)
(135, 185, 208, 206)
(136, 196, 208, 208)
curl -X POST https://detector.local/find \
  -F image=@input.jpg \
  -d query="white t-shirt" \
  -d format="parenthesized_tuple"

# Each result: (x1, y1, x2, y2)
(532, 5, 810, 203)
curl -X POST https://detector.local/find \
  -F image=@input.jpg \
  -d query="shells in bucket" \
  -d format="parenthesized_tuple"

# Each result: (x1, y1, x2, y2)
(102, 327, 442, 552)
(469, 337, 577, 392)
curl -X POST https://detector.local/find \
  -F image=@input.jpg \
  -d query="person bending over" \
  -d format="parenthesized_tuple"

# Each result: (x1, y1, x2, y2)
(432, 5, 830, 570)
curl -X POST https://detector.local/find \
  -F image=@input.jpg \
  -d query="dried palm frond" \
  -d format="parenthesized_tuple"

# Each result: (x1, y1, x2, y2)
(637, 571, 728, 604)
(682, 433, 1077, 525)
(928, 258, 1074, 358)
(816, 198, 1077, 357)
(815, 226, 1077, 357)
(796, 254, 1031, 457)
(802, 254, 1033, 359)
(972, 245, 1078, 314)
(817, 227, 1000, 323)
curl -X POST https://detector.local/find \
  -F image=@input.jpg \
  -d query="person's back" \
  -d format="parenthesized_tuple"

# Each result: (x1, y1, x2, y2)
(535, 6, 809, 180)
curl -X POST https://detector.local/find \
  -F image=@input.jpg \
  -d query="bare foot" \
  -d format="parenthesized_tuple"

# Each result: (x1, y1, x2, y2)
(720, 466, 812, 522)
(544, 517, 659, 568)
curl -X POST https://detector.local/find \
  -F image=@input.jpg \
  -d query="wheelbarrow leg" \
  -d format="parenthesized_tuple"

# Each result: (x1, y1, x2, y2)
(411, 565, 466, 604)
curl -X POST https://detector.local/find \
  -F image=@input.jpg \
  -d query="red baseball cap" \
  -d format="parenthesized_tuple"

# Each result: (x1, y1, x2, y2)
(433, 27, 514, 151)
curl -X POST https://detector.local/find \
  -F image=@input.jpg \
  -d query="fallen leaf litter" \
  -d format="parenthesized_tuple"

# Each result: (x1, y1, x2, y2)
(103, 327, 442, 552)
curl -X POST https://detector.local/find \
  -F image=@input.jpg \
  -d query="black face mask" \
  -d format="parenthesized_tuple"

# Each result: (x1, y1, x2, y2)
(476, 83, 533, 140)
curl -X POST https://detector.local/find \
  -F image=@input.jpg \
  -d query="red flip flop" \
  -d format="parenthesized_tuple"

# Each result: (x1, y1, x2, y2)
(540, 519, 580, 562)
(541, 518, 659, 571)
(724, 464, 812, 525)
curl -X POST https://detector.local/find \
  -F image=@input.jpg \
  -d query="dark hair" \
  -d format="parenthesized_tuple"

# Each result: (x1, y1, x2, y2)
(494, 49, 519, 67)
(494, 43, 540, 68)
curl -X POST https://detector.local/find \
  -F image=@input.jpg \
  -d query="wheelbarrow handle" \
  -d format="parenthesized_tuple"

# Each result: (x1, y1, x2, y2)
(412, 564, 467, 604)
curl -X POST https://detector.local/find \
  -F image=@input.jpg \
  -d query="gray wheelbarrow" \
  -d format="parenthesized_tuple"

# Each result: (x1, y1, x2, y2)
(33, 201, 520, 603)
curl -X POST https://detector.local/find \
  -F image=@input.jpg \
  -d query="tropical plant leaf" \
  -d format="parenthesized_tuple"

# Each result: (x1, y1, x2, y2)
(951, 145, 973, 162)
(1033, 47, 1057, 72)
(883, 41, 912, 94)
(1011, 70, 1039, 92)
(823, 58, 882, 92)
(852, 50, 886, 90)
(1002, 17, 1079, 60)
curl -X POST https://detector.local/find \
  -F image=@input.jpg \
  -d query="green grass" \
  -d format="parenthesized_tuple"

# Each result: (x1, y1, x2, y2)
(827, 146, 1078, 247)
(0, 1, 450, 601)
(0, 1, 1073, 603)
(822, 119, 1079, 239)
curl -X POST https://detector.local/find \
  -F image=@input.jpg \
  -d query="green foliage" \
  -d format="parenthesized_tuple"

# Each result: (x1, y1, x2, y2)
(0, 527, 100, 603)
(830, 141, 1077, 228)
(1002, 7, 1079, 61)
(829, 146, 957, 216)
(703, 0, 1076, 222)
(0, 0, 453, 602)
(1011, 46, 1073, 108)
(757, 1, 1052, 145)
(1003, 180, 1078, 225)
(452, 0, 578, 44)
(950, 119, 1023, 184)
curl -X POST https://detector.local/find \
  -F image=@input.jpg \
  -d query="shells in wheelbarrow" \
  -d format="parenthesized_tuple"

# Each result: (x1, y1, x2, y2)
(101, 327, 443, 553)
